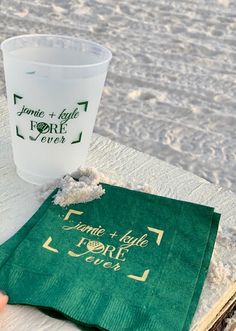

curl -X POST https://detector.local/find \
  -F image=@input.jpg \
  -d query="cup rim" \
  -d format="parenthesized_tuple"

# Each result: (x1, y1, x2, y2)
(1, 34, 112, 69)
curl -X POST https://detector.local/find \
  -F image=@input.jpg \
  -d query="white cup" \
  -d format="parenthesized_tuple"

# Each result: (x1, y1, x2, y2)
(1, 34, 112, 185)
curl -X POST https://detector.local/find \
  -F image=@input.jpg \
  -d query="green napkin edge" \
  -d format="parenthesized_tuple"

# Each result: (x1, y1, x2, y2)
(183, 212, 221, 331)
(0, 190, 57, 267)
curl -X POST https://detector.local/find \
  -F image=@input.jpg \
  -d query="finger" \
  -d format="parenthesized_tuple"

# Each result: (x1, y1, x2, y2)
(0, 291, 9, 310)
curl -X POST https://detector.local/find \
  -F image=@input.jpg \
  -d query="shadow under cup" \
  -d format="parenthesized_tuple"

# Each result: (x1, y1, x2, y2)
(1, 34, 112, 185)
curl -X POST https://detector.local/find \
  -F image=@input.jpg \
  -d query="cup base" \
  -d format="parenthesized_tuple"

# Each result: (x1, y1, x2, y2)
(16, 168, 56, 186)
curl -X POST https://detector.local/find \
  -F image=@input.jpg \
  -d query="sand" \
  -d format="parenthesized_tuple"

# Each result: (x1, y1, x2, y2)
(0, 3, 235, 327)
(0, 0, 235, 193)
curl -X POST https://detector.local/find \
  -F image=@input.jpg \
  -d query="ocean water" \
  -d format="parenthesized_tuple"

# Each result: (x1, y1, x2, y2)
(0, 0, 235, 192)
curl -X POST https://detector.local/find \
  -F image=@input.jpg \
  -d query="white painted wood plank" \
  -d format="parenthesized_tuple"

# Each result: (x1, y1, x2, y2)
(0, 96, 235, 330)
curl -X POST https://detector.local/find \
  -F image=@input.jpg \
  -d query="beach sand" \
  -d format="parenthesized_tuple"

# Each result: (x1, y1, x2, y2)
(0, 0, 235, 195)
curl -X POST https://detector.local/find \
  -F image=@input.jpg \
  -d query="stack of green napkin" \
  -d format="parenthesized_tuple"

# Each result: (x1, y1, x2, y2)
(0, 183, 220, 331)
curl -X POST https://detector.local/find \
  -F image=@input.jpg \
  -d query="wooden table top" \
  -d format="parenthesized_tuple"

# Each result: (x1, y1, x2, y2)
(0, 96, 235, 330)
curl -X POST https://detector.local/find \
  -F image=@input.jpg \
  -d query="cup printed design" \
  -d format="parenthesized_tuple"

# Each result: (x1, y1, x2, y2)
(14, 93, 88, 145)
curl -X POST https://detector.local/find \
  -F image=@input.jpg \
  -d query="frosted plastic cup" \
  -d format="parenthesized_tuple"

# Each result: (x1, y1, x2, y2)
(1, 34, 112, 185)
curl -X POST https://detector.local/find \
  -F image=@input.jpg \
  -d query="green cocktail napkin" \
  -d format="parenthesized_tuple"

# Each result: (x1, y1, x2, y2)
(0, 183, 220, 331)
